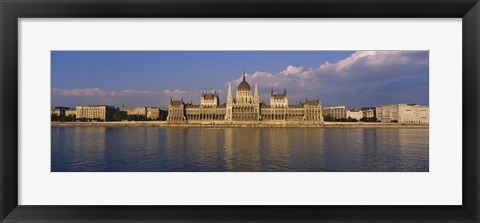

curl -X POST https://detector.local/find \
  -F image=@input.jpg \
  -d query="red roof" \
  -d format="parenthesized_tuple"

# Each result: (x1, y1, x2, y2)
(170, 101, 183, 106)
(237, 74, 251, 91)
(305, 99, 320, 106)
(272, 94, 286, 100)
(203, 94, 218, 100)
(237, 81, 251, 91)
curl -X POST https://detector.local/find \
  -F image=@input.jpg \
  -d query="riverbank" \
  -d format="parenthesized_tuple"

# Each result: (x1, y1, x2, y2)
(51, 121, 429, 128)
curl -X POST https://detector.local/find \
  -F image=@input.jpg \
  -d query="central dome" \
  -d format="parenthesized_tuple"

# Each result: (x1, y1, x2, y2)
(237, 74, 251, 91)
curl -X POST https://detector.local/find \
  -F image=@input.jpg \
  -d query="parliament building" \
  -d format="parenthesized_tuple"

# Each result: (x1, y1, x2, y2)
(167, 74, 324, 124)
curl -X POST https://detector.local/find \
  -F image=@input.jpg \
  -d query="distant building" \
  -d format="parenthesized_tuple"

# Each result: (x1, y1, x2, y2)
(167, 74, 323, 123)
(347, 108, 363, 120)
(361, 107, 376, 118)
(76, 105, 117, 121)
(159, 108, 169, 121)
(376, 103, 429, 124)
(121, 106, 147, 117)
(146, 107, 161, 120)
(323, 106, 347, 120)
(65, 109, 76, 117)
(51, 107, 70, 116)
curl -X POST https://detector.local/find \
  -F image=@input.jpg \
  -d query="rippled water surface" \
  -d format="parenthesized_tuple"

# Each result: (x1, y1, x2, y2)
(51, 127, 429, 172)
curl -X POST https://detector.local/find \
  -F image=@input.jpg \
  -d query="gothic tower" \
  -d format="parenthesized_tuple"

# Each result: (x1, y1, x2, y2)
(254, 82, 260, 120)
(225, 81, 233, 121)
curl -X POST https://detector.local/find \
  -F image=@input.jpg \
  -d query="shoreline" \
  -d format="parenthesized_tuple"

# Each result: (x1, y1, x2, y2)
(51, 121, 429, 129)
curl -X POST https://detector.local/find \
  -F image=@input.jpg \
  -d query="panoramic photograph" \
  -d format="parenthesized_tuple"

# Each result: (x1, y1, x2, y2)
(51, 51, 429, 172)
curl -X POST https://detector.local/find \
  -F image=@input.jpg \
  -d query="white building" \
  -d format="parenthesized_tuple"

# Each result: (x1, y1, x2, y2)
(76, 105, 117, 121)
(376, 103, 429, 124)
(121, 106, 147, 117)
(347, 109, 363, 120)
(65, 109, 76, 117)
(146, 107, 161, 120)
(361, 107, 376, 118)
(323, 106, 347, 119)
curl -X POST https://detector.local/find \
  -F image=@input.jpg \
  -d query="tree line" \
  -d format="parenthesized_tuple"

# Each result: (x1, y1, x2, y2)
(323, 115, 378, 122)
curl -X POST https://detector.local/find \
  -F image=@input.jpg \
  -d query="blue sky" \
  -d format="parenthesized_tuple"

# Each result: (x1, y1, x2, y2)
(51, 51, 429, 109)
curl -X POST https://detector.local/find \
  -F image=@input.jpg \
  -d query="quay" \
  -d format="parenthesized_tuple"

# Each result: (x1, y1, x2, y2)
(51, 121, 428, 129)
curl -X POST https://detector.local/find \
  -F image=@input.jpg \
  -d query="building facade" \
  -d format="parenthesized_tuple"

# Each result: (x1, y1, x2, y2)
(120, 106, 162, 120)
(166, 99, 187, 122)
(322, 106, 347, 120)
(376, 103, 429, 124)
(361, 107, 376, 118)
(347, 108, 363, 120)
(167, 74, 324, 124)
(75, 105, 117, 121)
(51, 107, 70, 116)
(65, 109, 76, 117)
(121, 106, 148, 117)
(146, 107, 161, 120)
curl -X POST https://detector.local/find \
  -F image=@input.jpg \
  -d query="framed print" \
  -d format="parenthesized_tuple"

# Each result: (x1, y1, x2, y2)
(1, 0, 479, 222)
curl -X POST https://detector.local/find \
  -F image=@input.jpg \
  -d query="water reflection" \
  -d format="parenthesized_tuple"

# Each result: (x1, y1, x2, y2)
(224, 128, 234, 171)
(51, 127, 107, 171)
(51, 127, 429, 172)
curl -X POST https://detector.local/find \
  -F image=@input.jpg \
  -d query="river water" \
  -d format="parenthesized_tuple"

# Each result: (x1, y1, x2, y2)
(51, 126, 429, 172)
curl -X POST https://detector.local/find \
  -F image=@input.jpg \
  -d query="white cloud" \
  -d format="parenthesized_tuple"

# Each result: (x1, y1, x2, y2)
(52, 88, 160, 97)
(235, 51, 428, 92)
(163, 89, 189, 95)
(110, 89, 158, 97)
(281, 65, 304, 76)
(51, 88, 108, 97)
(318, 51, 428, 80)
(237, 66, 319, 90)
(162, 89, 200, 102)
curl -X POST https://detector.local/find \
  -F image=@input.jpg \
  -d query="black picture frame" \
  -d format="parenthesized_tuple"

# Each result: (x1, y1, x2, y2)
(1, 0, 479, 222)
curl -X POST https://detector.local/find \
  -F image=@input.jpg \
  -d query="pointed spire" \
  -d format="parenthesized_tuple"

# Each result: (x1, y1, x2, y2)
(181, 97, 183, 102)
(227, 81, 233, 105)
(242, 73, 246, 82)
(271, 87, 273, 95)
(254, 82, 259, 103)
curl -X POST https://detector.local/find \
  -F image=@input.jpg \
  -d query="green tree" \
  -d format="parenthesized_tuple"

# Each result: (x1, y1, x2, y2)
(77, 117, 88, 122)
(60, 115, 68, 122)
(360, 117, 377, 122)
(346, 117, 358, 122)
(66, 115, 76, 122)
(51, 114, 59, 122)
(129, 114, 146, 121)
(323, 115, 336, 122)
(113, 111, 128, 121)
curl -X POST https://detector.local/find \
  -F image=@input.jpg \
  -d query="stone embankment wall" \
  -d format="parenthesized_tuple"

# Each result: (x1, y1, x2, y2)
(51, 121, 428, 128)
